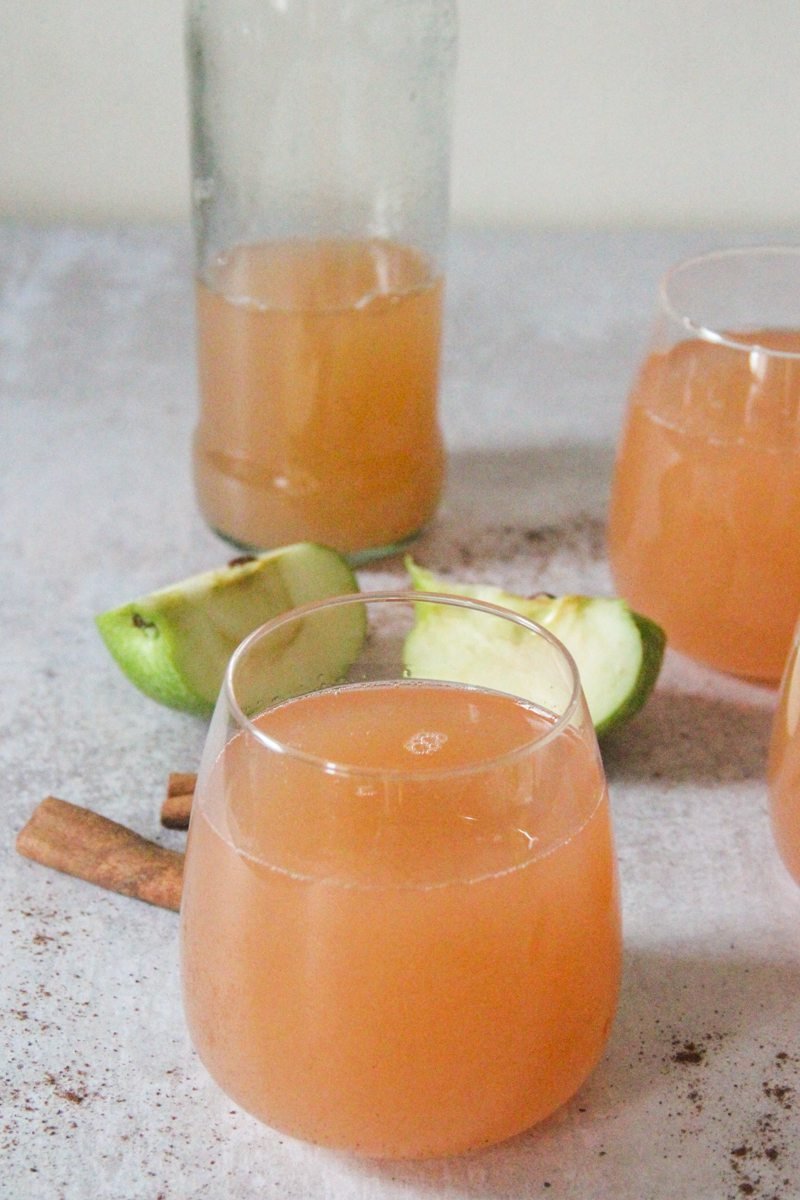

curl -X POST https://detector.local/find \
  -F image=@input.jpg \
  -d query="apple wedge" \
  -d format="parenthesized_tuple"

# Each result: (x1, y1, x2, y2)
(95, 543, 362, 715)
(403, 558, 665, 736)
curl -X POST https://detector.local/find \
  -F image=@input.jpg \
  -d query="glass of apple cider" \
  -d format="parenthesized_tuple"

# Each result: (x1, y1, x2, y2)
(180, 592, 621, 1159)
(768, 621, 800, 885)
(186, 1, 457, 563)
(607, 246, 800, 681)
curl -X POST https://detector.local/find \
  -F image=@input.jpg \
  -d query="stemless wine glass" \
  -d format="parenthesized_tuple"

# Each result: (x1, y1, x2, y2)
(768, 619, 800, 885)
(607, 246, 800, 682)
(180, 591, 621, 1159)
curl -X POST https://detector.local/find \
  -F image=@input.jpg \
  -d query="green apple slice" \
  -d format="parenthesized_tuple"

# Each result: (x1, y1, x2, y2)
(403, 558, 665, 736)
(95, 543, 362, 716)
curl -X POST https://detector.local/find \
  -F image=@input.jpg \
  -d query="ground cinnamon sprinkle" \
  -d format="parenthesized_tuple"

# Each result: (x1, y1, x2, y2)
(656, 1029, 798, 1199)
(672, 1041, 706, 1066)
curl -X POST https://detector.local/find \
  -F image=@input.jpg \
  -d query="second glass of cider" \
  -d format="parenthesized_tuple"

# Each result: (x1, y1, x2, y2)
(186, 0, 457, 563)
(607, 246, 800, 682)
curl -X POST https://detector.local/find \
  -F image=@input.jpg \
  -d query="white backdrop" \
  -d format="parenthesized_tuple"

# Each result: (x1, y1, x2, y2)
(2, 0, 799, 229)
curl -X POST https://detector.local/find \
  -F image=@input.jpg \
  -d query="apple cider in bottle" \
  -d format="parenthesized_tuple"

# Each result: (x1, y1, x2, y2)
(186, 0, 457, 562)
(193, 238, 444, 557)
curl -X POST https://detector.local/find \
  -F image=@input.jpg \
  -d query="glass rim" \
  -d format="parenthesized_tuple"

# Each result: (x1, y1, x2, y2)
(223, 589, 584, 780)
(659, 244, 800, 360)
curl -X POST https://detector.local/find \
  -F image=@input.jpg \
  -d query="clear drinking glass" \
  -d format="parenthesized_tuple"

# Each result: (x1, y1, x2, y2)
(768, 619, 800, 885)
(607, 246, 800, 681)
(180, 591, 621, 1159)
(185, 0, 457, 563)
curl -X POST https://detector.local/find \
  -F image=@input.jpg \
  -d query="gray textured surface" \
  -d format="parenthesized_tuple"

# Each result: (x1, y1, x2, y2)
(2, 224, 799, 1199)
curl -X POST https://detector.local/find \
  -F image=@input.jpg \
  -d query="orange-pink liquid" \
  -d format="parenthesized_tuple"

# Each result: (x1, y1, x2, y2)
(193, 238, 444, 558)
(181, 681, 621, 1159)
(608, 330, 800, 681)
(768, 636, 800, 884)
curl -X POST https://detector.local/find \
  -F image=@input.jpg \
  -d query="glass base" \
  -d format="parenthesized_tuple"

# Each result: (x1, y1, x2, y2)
(209, 524, 425, 568)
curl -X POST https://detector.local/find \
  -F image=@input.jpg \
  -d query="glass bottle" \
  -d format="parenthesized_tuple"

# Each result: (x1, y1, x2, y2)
(186, 0, 458, 563)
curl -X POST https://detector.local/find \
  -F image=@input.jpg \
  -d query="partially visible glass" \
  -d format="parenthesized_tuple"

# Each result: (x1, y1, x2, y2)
(186, 0, 457, 563)
(607, 246, 800, 681)
(768, 621, 800, 885)
(180, 591, 622, 1159)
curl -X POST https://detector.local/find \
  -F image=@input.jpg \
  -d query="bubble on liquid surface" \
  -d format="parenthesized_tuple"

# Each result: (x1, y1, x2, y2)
(404, 730, 448, 756)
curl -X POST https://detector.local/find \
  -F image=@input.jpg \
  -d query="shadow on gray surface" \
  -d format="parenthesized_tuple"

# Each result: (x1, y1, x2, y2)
(372, 442, 615, 563)
(439, 441, 615, 528)
(602, 686, 774, 786)
(370, 443, 617, 593)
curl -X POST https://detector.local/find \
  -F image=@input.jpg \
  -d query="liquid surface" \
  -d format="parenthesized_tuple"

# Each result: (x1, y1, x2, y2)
(193, 238, 444, 557)
(181, 682, 621, 1158)
(608, 330, 800, 680)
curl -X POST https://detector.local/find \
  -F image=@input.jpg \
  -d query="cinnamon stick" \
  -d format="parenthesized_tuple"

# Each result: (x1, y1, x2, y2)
(161, 772, 197, 830)
(16, 796, 183, 911)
